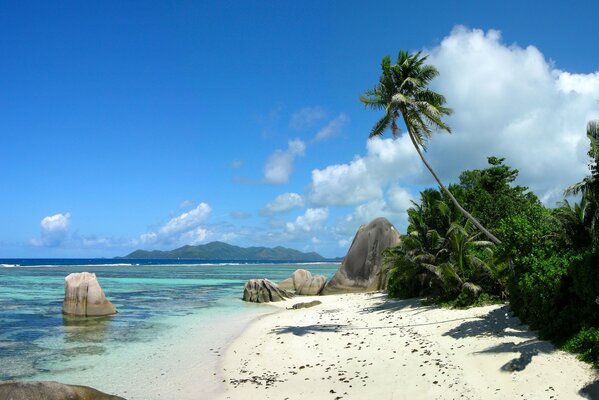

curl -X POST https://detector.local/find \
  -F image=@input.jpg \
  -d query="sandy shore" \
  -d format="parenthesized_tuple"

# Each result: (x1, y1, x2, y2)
(216, 293, 598, 400)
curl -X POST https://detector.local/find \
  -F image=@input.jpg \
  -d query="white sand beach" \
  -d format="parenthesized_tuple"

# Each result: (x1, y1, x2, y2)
(215, 293, 597, 400)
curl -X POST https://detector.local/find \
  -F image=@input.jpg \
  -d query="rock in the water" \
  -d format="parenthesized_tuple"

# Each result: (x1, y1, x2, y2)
(322, 217, 400, 295)
(291, 300, 322, 309)
(243, 279, 294, 303)
(0, 381, 125, 400)
(278, 269, 327, 295)
(63, 272, 117, 317)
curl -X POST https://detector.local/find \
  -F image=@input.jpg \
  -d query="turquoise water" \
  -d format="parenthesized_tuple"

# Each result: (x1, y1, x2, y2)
(0, 261, 340, 384)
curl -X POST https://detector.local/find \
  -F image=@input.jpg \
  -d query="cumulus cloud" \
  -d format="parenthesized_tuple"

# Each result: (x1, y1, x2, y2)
(138, 202, 212, 247)
(289, 106, 327, 130)
(263, 139, 306, 184)
(285, 208, 328, 234)
(314, 113, 349, 142)
(387, 186, 414, 213)
(309, 26, 599, 213)
(333, 196, 411, 239)
(424, 26, 599, 205)
(31, 212, 71, 247)
(260, 192, 304, 215)
(309, 136, 420, 206)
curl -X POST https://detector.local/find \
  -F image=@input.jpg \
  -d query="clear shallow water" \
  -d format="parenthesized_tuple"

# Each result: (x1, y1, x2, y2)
(0, 260, 340, 383)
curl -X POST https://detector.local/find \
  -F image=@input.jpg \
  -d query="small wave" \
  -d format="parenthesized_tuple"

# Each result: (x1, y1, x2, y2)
(0, 263, 137, 268)
(294, 262, 340, 265)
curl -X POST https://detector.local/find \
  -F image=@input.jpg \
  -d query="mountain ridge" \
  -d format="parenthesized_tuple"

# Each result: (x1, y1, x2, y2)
(120, 241, 329, 261)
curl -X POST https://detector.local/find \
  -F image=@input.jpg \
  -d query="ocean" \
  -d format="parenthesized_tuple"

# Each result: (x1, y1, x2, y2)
(0, 259, 340, 398)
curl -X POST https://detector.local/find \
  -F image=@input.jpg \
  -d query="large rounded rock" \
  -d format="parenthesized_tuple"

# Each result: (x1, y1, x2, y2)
(0, 381, 126, 400)
(278, 269, 327, 295)
(243, 279, 294, 303)
(297, 274, 326, 296)
(63, 272, 117, 317)
(322, 217, 401, 295)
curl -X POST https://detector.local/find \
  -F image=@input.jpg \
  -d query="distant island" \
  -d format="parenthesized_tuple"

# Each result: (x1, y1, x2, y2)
(120, 241, 329, 261)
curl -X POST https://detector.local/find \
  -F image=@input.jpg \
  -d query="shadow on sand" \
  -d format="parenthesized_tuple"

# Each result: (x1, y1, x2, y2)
(443, 305, 554, 372)
(270, 324, 346, 336)
(580, 378, 599, 399)
(358, 293, 434, 315)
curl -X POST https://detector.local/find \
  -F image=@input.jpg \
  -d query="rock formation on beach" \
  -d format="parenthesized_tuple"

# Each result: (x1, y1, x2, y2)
(62, 272, 118, 317)
(243, 279, 294, 303)
(0, 381, 125, 400)
(278, 269, 327, 295)
(322, 217, 401, 295)
(291, 300, 322, 309)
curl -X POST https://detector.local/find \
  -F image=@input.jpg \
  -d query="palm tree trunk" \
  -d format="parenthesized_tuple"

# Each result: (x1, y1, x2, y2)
(406, 130, 502, 245)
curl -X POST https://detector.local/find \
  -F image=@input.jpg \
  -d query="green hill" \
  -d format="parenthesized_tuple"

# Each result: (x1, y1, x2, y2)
(121, 241, 327, 261)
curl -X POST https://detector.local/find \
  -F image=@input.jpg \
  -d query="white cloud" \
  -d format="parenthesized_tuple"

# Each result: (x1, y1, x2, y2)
(314, 113, 349, 142)
(289, 106, 327, 130)
(31, 212, 71, 247)
(387, 186, 414, 213)
(159, 203, 211, 236)
(285, 208, 328, 234)
(138, 202, 212, 247)
(309, 26, 599, 211)
(309, 136, 420, 206)
(41, 213, 70, 232)
(260, 192, 304, 215)
(333, 199, 409, 239)
(424, 26, 599, 205)
(177, 227, 209, 245)
(264, 139, 306, 184)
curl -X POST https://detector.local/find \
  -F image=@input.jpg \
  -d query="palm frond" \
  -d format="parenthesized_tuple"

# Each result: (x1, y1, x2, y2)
(368, 113, 392, 138)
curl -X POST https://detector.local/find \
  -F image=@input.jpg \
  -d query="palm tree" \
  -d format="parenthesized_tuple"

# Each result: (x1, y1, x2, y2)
(564, 120, 599, 247)
(382, 200, 449, 297)
(565, 120, 599, 197)
(383, 199, 497, 298)
(444, 221, 494, 281)
(360, 50, 501, 244)
(556, 198, 593, 248)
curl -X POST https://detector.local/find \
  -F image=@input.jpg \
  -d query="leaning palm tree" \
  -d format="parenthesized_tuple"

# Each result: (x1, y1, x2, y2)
(360, 50, 501, 244)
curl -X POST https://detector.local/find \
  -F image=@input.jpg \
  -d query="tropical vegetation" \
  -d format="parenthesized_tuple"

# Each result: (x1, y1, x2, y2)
(363, 50, 599, 367)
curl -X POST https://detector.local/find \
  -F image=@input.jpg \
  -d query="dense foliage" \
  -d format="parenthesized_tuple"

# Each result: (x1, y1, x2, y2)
(384, 157, 523, 303)
(384, 124, 599, 366)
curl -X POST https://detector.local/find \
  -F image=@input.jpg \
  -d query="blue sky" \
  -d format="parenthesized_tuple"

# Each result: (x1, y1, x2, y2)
(1, 1, 599, 258)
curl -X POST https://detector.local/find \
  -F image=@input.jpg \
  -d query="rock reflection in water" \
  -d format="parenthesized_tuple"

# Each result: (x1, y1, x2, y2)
(62, 314, 113, 344)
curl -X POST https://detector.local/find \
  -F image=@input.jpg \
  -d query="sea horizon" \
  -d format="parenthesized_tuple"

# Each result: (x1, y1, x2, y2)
(0, 258, 341, 268)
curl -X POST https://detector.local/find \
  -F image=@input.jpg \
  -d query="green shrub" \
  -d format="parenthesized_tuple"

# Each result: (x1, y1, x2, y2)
(563, 327, 599, 368)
